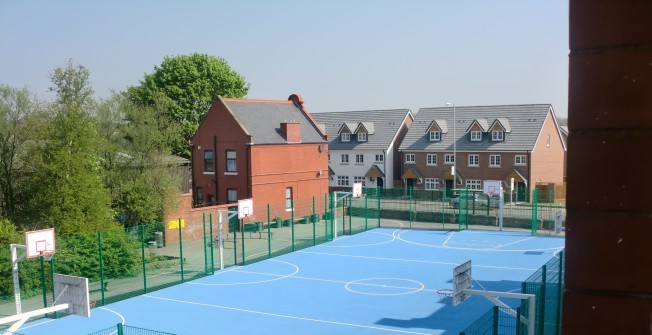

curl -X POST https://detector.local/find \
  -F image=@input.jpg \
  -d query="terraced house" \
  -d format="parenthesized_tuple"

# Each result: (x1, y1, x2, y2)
(399, 104, 565, 201)
(312, 109, 414, 190)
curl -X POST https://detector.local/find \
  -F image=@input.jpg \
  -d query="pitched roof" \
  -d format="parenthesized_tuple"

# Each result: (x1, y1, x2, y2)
(400, 104, 553, 152)
(312, 109, 413, 150)
(222, 98, 326, 145)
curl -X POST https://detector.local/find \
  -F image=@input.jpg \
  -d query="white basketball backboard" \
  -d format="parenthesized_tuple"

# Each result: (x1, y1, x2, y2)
(453, 260, 472, 306)
(238, 198, 254, 219)
(25, 228, 55, 258)
(483, 180, 501, 197)
(53, 274, 90, 317)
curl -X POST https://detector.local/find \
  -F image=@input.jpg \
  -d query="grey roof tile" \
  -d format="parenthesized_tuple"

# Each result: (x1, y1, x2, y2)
(223, 100, 326, 145)
(399, 104, 553, 152)
(312, 109, 413, 150)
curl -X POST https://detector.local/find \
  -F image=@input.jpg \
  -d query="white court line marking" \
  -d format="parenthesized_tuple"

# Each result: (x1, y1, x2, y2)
(143, 295, 435, 335)
(492, 236, 536, 249)
(188, 259, 299, 286)
(298, 250, 539, 271)
(97, 306, 126, 335)
(394, 229, 563, 252)
(17, 318, 56, 330)
(442, 231, 455, 246)
(345, 278, 425, 296)
(320, 231, 396, 248)
(231, 268, 439, 293)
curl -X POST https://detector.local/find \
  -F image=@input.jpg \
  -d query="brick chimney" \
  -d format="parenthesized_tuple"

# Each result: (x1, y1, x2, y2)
(280, 121, 301, 143)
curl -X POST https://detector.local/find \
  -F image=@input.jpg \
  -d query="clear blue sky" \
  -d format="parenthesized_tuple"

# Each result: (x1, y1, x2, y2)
(0, 1, 569, 116)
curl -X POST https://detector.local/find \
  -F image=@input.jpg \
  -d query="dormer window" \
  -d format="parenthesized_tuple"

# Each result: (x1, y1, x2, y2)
(492, 130, 504, 141)
(471, 131, 482, 141)
(357, 132, 367, 142)
(341, 133, 350, 142)
(429, 131, 441, 141)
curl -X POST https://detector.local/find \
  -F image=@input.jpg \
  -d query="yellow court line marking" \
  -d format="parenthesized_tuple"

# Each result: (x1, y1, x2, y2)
(143, 295, 436, 335)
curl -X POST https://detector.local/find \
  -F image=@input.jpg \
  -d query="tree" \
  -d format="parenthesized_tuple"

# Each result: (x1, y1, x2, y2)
(127, 53, 250, 157)
(29, 61, 114, 235)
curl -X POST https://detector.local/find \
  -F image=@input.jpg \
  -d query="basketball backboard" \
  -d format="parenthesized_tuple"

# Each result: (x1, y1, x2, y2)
(453, 260, 472, 306)
(25, 228, 55, 258)
(238, 198, 254, 219)
(483, 180, 501, 197)
(53, 274, 91, 317)
(352, 182, 363, 198)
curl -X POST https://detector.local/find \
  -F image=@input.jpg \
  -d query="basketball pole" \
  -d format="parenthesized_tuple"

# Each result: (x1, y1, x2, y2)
(10, 244, 27, 314)
(217, 209, 239, 270)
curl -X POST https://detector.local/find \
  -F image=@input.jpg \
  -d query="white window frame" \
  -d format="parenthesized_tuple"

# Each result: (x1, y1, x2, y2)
(515, 155, 527, 166)
(466, 179, 482, 190)
(226, 150, 237, 173)
(375, 154, 384, 162)
(341, 154, 349, 164)
(468, 154, 479, 167)
(341, 132, 350, 142)
(471, 131, 482, 141)
(353, 176, 366, 186)
(425, 178, 439, 190)
(489, 154, 501, 167)
(405, 154, 415, 163)
(492, 130, 504, 141)
(285, 187, 293, 210)
(227, 189, 238, 204)
(357, 132, 367, 142)
(426, 154, 437, 166)
(445, 154, 455, 164)
(337, 175, 350, 186)
(355, 154, 364, 164)
(429, 131, 441, 141)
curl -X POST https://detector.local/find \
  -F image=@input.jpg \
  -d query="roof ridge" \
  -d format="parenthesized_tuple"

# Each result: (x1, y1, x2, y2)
(223, 98, 292, 104)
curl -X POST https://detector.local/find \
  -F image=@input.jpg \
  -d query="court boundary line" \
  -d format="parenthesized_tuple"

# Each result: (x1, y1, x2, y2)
(298, 250, 539, 271)
(189, 259, 299, 286)
(143, 295, 435, 335)
(320, 231, 397, 248)
(394, 229, 564, 252)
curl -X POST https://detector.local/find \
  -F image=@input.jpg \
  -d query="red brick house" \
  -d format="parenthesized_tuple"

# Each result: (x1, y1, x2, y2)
(189, 94, 329, 213)
(399, 104, 566, 201)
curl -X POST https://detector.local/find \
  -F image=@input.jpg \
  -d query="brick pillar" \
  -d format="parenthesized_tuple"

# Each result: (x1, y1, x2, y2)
(564, 1, 652, 334)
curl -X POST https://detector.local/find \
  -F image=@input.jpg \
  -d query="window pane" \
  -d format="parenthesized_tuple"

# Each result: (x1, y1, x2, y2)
(204, 151, 214, 172)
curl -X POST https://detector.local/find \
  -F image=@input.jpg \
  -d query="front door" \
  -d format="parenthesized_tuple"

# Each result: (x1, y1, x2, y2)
(445, 179, 454, 198)
(516, 182, 527, 202)
(406, 178, 414, 190)
(377, 177, 384, 188)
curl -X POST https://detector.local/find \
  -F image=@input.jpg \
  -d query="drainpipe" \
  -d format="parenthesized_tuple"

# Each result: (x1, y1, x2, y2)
(383, 149, 387, 189)
(190, 143, 196, 205)
(213, 135, 218, 203)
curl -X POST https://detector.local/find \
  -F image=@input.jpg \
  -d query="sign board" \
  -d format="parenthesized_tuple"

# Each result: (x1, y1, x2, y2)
(352, 182, 363, 198)
(483, 180, 501, 197)
(167, 219, 185, 230)
(25, 228, 55, 258)
(453, 260, 472, 306)
(53, 274, 90, 317)
(238, 198, 254, 219)
(554, 210, 563, 234)
(510, 177, 515, 191)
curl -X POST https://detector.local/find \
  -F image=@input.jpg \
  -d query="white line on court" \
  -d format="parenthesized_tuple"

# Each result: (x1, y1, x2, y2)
(188, 259, 299, 286)
(394, 229, 564, 253)
(143, 295, 436, 335)
(17, 318, 56, 330)
(320, 231, 396, 248)
(492, 236, 536, 249)
(297, 250, 539, 271)
(442, 231, 455, 246)
(97, 306, 126, 335)
(229, 268, 439, 293)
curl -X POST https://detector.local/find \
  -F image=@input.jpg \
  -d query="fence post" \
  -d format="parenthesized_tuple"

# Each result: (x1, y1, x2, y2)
(98, 232, 105, 305)
(267, 204, 272, 259)
(209, 213, 214, 274)
(409, 187, 413, 228)
(365, 195, 368, 231)
(117, 323, 124, 335)
(377, 191, 381, 228)
(516, 306, 522, 334)
(557, 250, 564, 335)
(291, 198, 295, 251)
(348, 196, 352, 234)
(492, 306, 499, 335)
(203, 213, 208, 274)
(531, 188, 539, 235)
(141, 225, 147, 293)
(240, 218, 245, 265)
(50, 257, 58, 318)
(312, 196, 316, 246)
(177, 218, 184, 283)
(40, 256, 47, 308)
(539, 264, 547, 335)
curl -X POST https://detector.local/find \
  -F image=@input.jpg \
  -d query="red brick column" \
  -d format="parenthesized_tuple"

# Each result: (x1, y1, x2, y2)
(564, 1, 652, 333)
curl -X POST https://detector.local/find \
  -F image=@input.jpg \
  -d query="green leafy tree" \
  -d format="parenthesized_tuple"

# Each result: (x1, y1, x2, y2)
(29, 60, 114, 235)
(127, 53, 250, 157)
(0, 86, 40, 223)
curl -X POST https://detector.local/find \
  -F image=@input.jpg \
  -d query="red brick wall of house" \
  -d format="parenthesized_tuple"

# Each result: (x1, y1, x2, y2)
(392, 114, 414, 182)
(530, 111, 565, 186)
(191, 99, 250, 206)
(163, 193, 231, 244)
(402, 151, 529, 188)
(250, 143, 329, 220)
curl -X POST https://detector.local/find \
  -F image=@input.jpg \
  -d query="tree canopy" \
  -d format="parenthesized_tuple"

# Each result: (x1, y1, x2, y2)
(127, 53, 250, 157)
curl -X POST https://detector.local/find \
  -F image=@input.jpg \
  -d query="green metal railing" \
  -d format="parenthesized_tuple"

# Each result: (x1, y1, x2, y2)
(83, 324, 180, 335)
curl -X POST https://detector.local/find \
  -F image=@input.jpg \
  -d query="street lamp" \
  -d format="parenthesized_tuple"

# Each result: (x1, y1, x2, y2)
(446, 103, 456, 191)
